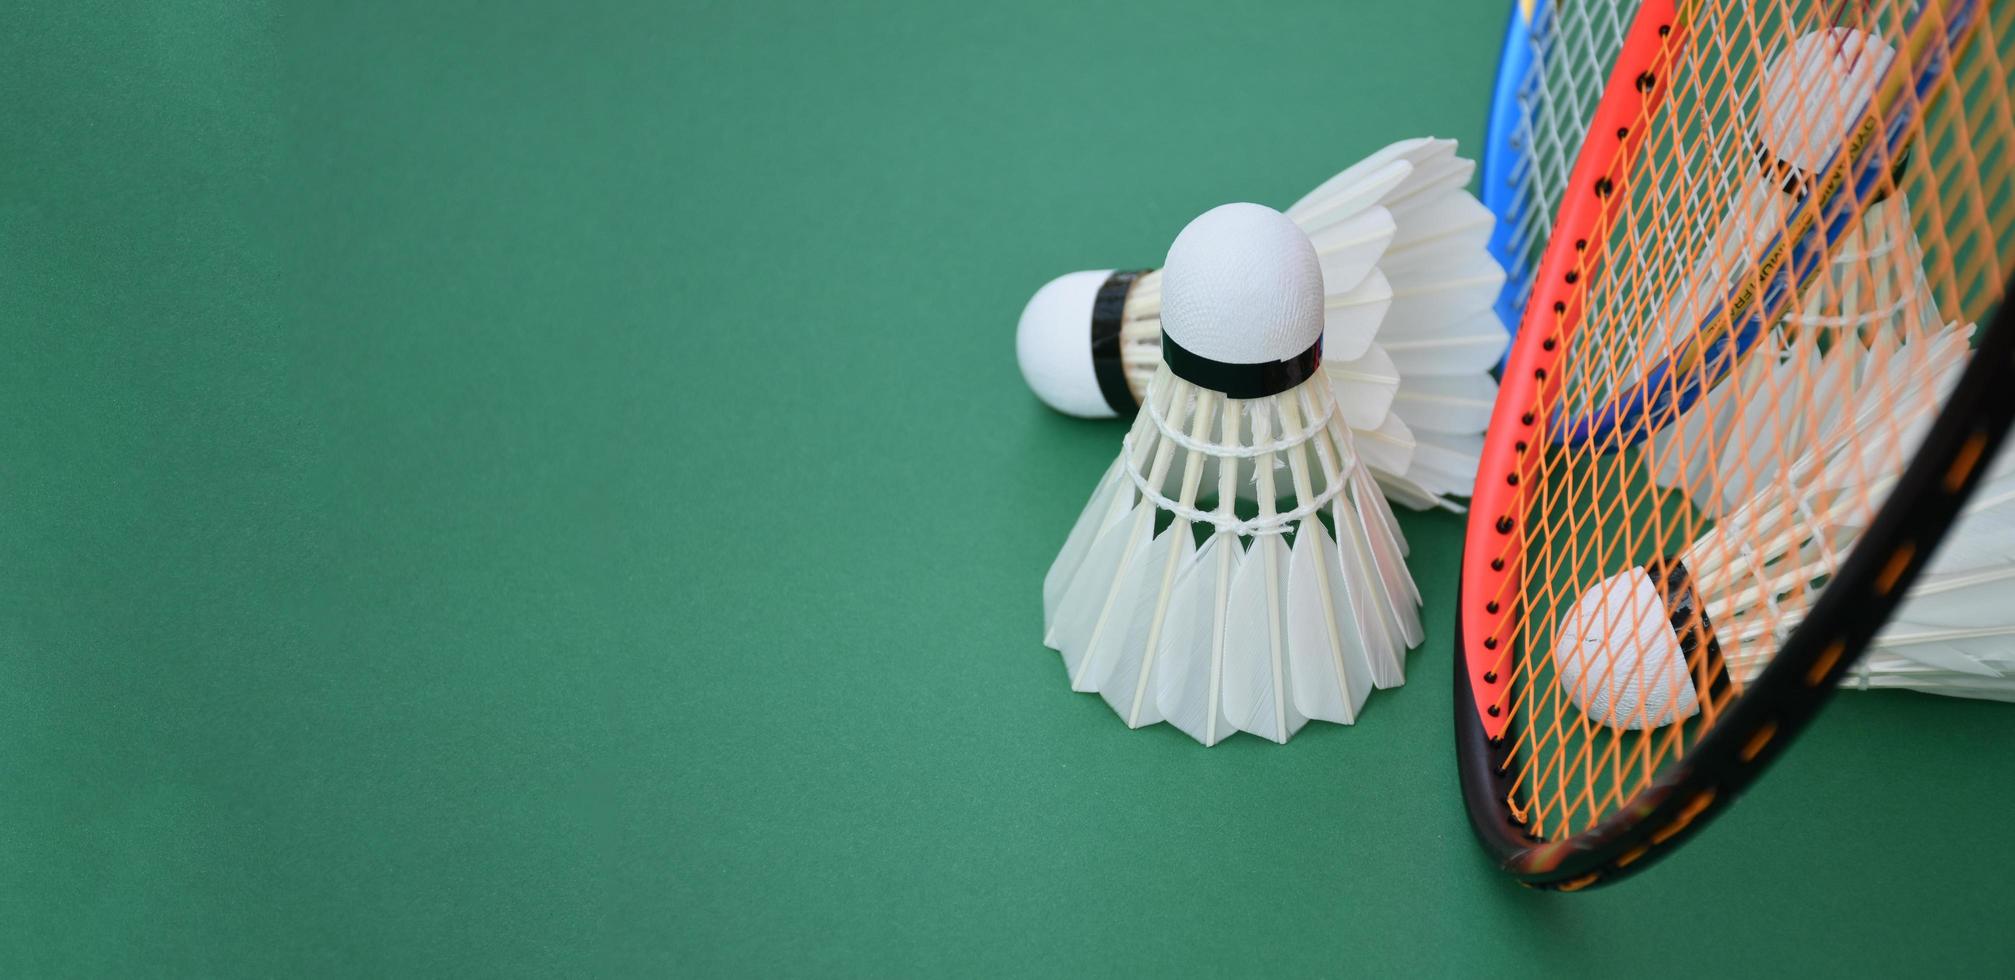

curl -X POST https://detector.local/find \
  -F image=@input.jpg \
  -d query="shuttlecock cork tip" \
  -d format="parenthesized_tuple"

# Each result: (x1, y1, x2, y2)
(1016, 269, 1120, 418)
(1554, 561, 1705, 730)
(1160, 203, 1325, 371)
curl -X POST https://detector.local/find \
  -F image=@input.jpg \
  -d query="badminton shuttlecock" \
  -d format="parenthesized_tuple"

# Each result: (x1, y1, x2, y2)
(1016, 138, 1509, 510)
(1556, 324, 2015, 729)
(1651, 191, 1941, 508)
(1042, 203, 1423, 745)
(1634, 27, 1900, 380)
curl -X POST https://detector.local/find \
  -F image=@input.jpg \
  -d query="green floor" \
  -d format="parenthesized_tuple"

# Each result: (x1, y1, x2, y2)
(4, 1, 2012, 974)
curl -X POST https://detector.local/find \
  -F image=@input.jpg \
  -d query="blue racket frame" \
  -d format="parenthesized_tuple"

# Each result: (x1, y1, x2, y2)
(1483, 0, 1542, 346)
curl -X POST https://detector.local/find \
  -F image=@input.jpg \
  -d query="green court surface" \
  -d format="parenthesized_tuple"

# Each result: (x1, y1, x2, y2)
(4, 1, 2012, 975)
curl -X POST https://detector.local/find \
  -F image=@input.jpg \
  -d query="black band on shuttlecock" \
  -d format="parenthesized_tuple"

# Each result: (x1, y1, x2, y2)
(1090, 270, 1148, 415)
(1870, 142, 1913, 205)
(1750, 134, 1913, 203)
(1645, 556, 1734, 705)
(1753, 136, 1814, 197)
(1161, 330, 1322, 400)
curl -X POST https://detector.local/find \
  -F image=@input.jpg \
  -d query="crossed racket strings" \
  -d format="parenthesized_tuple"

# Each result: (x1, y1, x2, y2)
(1486, 0, 2015, 841)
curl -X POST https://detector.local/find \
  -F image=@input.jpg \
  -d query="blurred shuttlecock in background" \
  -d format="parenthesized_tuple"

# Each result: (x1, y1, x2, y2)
(1015, 138, 1509, 510)
(1043, 203, 1422, 745)
(1650, 190, 1941, 510)
(1627, 27, 1903, 388)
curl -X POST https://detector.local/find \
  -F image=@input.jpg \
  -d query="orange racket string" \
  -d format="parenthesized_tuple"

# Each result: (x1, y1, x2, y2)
(1487, 0, 2015, 840)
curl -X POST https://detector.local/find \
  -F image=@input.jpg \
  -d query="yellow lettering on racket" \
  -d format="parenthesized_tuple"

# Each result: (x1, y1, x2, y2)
(1718, 110, 1882, 354)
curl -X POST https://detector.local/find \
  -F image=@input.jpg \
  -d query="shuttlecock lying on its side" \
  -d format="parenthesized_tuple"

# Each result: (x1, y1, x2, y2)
(1016, 138, 1508, 511)
(1555, 324, 2015, 730)
(1043, 203, 1422, 745)
(1651, 192, 1942, 514)
(1628, 27, 1902, 387)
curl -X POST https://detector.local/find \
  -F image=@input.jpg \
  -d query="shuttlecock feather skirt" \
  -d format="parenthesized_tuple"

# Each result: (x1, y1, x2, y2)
(1042, 365, 1423, 745)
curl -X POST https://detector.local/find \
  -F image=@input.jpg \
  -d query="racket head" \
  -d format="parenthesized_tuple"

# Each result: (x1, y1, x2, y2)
(1456, 0, 2015, 889)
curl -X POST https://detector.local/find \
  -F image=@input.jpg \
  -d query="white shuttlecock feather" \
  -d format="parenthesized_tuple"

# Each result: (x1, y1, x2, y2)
(1650, 192, 1941, 512)
(1043, 203, 1423, 745)
(1556, 323, 2015, 729)
(1016, 137, 1509, 511)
